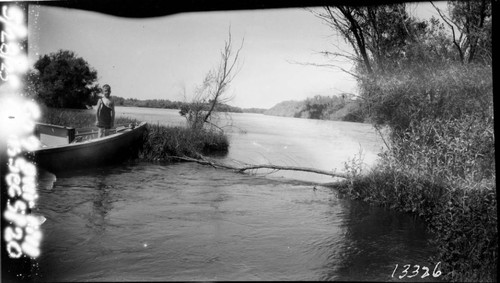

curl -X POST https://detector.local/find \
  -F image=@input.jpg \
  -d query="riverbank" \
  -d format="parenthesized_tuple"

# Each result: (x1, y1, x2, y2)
(330, 119, 496, 280)
(38, 106, 229, 160)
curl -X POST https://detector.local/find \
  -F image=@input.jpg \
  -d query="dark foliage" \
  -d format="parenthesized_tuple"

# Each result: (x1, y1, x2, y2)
(264, 94, 365, 122)
(26, 50, 100, 109)
(114, 96, 246, 114)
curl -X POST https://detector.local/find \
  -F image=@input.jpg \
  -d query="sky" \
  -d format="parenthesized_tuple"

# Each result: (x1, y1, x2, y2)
(27, 2, 447, 109)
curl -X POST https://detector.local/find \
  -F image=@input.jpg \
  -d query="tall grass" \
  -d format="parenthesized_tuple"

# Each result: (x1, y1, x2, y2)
(360, 63, 493, 131)
(336, 63, 496, 282)
(38, 105, 137, 128)
(139, 123, 228, 161)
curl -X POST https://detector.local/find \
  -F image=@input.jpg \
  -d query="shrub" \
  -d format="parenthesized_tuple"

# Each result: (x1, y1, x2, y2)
(334, 58, 496, 282)
(138, 123, 229, 161)
(335, 114, 496, 282)
(387, 116, 495, 189)
(360, 63, 493, 132)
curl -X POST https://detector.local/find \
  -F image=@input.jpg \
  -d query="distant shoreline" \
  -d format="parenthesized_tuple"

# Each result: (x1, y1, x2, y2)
(111, 94, 365, 123)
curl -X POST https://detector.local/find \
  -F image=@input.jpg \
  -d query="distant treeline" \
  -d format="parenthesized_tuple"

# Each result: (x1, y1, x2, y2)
(264, 94, 364, 122)
(112, 95, 364, 122)
(112, 96, 267, 114)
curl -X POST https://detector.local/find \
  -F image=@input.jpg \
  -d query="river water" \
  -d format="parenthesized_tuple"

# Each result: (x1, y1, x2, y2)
(33, 107, 437, 281)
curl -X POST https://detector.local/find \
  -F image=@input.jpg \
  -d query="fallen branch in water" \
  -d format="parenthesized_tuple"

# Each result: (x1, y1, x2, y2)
(172, 156, 349, 179)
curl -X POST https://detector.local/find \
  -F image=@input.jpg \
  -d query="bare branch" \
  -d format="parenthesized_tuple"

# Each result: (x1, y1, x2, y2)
(182, 27, 244, 130)
(431, 1, 465, 62)
(203, 27, 244, 123)
(288, 59, 361, 79)
(172, 156, 349, 179)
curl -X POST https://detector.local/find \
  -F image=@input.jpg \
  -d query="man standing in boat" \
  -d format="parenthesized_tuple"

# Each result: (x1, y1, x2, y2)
(96, 84, 115, 137)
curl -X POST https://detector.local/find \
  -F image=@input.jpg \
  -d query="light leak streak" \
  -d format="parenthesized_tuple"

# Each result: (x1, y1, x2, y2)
(2, 3, 45, 259)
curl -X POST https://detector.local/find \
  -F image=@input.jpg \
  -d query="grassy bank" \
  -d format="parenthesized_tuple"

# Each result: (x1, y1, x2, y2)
(38, 106, 229, 160)
(333, 63, 496, 282)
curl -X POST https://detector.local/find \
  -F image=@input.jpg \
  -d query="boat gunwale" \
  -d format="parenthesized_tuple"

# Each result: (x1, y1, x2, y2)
(33, 122, 147, 154)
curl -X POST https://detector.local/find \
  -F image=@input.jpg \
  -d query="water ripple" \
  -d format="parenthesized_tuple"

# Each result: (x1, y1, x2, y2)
(34, 118, 435, 281)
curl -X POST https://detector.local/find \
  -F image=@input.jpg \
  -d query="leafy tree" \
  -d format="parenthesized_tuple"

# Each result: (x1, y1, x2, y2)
(311, 4, 479, 78)
(400, 16, 457, 66)
(27, 50, 100, 109)
(313, 5, 494, 281)
(432, 0, 492, 64)
(312, 3, 492, 128)
(312, 5, 426, 76)
(302, 95, 344, 119)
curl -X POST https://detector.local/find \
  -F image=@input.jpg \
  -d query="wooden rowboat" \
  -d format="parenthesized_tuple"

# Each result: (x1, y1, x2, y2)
(32, 122, 147, 173)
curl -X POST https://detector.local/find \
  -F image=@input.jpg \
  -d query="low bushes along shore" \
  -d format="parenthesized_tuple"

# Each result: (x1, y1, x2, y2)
(333, 116, 496, 282)
(333, 63, 496, 282)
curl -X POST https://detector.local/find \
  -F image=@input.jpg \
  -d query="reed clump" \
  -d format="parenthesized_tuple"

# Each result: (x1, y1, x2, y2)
(139, 123, 229, 161)
(334, 63, 496, 282)
(39, 105, 137, 128)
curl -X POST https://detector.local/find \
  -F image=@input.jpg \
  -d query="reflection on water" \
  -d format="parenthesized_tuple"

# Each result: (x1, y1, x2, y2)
(88, 178, 113, 235)
(325, 202, 437, 282)
(35, 162, 436, 281)
(115, 107, 384, 183)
